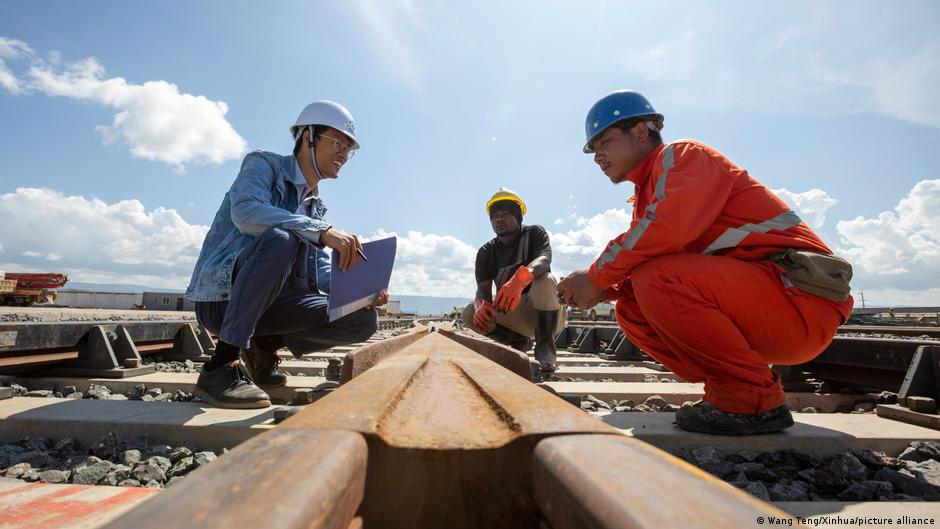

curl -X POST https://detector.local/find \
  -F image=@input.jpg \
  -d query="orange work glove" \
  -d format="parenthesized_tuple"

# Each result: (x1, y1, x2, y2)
(494, 266, 534, 313)
(473, 298, 496, 332)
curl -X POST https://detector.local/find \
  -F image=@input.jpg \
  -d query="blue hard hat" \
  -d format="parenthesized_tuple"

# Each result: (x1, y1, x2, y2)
(583, 90, 664, 153)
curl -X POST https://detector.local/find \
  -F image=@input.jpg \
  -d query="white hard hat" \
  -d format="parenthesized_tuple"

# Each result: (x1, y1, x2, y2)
(290, 100, 359, 150)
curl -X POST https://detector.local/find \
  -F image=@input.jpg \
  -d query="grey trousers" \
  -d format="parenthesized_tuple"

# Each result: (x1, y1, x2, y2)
(462, 273, 565, 338)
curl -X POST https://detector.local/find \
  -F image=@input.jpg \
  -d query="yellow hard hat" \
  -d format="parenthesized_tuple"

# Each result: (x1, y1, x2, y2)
(485, 187, 527, 216)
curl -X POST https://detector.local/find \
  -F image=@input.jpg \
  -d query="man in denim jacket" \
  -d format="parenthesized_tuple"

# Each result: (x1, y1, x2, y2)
(185, 101, 385, 408)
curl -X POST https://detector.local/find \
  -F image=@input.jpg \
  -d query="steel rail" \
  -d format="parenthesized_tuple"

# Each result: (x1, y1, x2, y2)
(103, 325, 801, 529)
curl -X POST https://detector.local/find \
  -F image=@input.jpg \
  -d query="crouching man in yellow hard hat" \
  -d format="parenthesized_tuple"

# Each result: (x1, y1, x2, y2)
(461, 188, 566, 374)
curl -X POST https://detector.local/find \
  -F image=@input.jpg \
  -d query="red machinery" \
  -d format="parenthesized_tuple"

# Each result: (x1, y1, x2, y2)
(0, 272, 69, 306)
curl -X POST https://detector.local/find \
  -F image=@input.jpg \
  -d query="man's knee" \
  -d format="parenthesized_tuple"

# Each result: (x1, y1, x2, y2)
(257, 227, 300, 254)
(528, 273, 560, 311)
(346, 309, 379, 341)
(461, 303, 475, 324)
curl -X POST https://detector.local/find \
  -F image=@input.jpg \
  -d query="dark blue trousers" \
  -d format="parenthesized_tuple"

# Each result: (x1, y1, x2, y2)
(195, 228, 378, 356)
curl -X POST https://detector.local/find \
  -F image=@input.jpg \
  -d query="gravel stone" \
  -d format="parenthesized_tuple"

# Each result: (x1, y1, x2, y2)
(853, 449, 904, 470)
(642, 395, 667, 411)
(105, 394, 128, 401)
(838, 480, 894, 501)
(53, 438, 75, 452)
(691, 446, 724, 466)
(633, 404, 654, 412)
(742, 481, 771, 501)
(153, 393, 173, 403)
(26, 390, 53, 398)
(823, 453, 868, 482)
(73, 461, 113, 485)
(145, 480, 162, 488)
(735, 462, 777, 482)
(907, 459, 940, 487)
(874, 467, 940, 500)
(801, 407, 819, 413)
(120, 449, 142, 466)
(149, 445, 172, 457)
(909, 441, 940, 461)
(10, 384, 27, 396)
(66, 391, 84, 399)
(85, 384, 112, 400)
(144, 388, 163, 398)
(853, 402, 875, 413)
(193, 452, 217, 467)
(168, 456, 196, 478)
(132, 458, 169, 484)
(166, 447, 193, 464)
(585, 395, 611, 410)
(100, 465, 132, 486)
(39, 469, 71, 484)
(91, 432, 117, 460)
(61, 386, 78, 397)
(4, 462, 31, 478)
(21, 469, 40, 482)
(770, 480, 810, 501)
(118, 479, 141, 487)
(15, 451, 58, 468)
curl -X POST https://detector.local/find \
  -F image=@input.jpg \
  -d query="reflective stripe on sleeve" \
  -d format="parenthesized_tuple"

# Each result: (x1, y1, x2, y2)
(597, 145, 675, 270)
(702, 210, 803, 254)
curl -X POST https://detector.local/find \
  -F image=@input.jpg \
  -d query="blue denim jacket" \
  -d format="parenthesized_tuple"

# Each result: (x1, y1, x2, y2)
(185, 151, 332, 302)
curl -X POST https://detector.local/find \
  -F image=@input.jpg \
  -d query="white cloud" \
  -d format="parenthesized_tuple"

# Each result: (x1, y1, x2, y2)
(0, 187, 208, 288)
(548, 208, 631, 275)
(836, 179, 940, 298)
(772, 188, 838, 229)
(0, 37, 34, 94)
(0, 36, 246, 170)
(22, 251, 62, 261)
(366, 229, 477, 297)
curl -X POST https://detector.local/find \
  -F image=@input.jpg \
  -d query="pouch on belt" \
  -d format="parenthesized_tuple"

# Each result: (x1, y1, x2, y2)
(768, 249, 853, 302)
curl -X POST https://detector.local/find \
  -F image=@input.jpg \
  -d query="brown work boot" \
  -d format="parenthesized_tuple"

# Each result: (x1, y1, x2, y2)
(242, 339, 287, 388)
(195, 363, 271, 409)
(675, 400, 794, 435)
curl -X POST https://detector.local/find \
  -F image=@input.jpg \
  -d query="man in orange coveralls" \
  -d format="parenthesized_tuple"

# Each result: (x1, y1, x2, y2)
(557, 90, 853, 435)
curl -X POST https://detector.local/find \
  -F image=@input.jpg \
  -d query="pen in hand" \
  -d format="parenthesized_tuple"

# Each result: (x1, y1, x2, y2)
(357, 248, 368, 262)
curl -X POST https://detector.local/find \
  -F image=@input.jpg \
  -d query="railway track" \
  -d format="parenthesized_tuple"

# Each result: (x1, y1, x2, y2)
(1, 317, 939, 528)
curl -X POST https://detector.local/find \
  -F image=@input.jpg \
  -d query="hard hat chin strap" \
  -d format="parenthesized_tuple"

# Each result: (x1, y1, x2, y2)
(307, 125, 329, 181)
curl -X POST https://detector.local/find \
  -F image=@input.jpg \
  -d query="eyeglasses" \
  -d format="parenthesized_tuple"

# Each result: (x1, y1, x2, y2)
(316, 134, 357, 159)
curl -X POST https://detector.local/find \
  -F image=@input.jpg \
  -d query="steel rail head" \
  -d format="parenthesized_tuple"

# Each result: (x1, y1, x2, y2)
(339, 325, 431, 383)
(533, 434, 806, 529)
(283, 331, 616, 449)
(101, 428, 368, 529)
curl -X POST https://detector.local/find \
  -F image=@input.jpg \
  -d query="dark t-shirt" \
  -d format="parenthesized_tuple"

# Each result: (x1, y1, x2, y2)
(475, 225, 552, 293)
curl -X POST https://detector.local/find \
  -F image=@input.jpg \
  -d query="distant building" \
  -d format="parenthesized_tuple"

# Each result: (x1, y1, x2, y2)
(56, 290, 143, 310)
(141, 292, 194, 311)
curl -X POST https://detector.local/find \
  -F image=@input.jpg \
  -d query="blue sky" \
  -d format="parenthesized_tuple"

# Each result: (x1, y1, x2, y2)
(1, 1, 938, 305)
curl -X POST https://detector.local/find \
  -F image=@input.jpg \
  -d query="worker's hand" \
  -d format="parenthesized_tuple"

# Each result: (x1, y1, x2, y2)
(368, 290, 389, 309)
(557, 269, 607, 310)
(472, 298, 496, 333)
(321, 227, 363, 272)
(493, 266, 534, 313)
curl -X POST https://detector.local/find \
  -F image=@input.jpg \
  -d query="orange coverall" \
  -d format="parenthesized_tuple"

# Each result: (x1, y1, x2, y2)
(588, 140, 853, 414)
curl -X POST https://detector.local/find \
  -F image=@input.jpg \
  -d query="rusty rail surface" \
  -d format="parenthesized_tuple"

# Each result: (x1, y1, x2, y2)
(104, 325, 801, 529)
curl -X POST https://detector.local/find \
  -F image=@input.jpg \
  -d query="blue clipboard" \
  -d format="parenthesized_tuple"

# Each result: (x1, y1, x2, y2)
(327, 236, 397, 322)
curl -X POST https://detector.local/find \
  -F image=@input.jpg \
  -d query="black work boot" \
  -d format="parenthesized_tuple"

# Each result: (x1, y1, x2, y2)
(488, 325, 533, 352)
(533, 309, 560, 374)
(242, 338, 287, 388)
(675, 400, 794, 435)
(195, 363, 271, 409)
